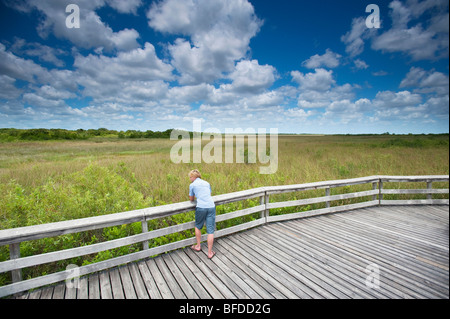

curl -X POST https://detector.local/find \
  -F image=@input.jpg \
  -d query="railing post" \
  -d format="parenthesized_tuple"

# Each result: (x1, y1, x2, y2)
(427, 181, 432, 200)
(260, 194, 265, 220)
(372, 182, 377, 202)
(141, 220, 149, 250)
(378, 179, 383, 206)
(264, 192, 270, 223)
(325, 187, 331, 208)
(9, 243, 22, 283)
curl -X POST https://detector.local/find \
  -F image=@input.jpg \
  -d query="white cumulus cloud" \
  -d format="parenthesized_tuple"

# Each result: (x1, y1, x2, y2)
(147, 0, 263, 84)
(302, 49, 342, 69)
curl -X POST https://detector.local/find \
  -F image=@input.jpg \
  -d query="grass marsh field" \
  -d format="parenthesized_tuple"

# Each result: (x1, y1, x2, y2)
(0, 134, 448, 284)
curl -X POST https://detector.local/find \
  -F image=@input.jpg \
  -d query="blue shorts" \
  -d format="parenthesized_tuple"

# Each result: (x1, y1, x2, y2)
(195, 207, 216, 234)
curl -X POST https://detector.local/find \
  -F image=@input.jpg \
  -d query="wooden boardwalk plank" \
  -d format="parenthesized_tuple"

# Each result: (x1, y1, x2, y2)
(215, 238, 297, 298)
(212, 241, 275, 299)
(173, 249, 225, 299)
(11, 205, 449, 299)
(88, 273, 100, 299)
(278, 219, 416, 298)
(327, 213, 449, 279)
(118, 265, 137, 299)
(168, 250, 211, 299)
(128, 262, 149, 299)
(146, 258, 174, 299)
(237, 232, 338, 298)
(40, 286, 53, 299)
(286, 210, 448, 298)
(77, 276, 88, 299)
(184, 247, 239, 299)
(28, 288, 41, 299)
(226, 234, 314, 298)
(65, 285, 77, 299)
(287, 219, 440, 298)
(52, 283, 65, 299)
(253, 225, 377, 299)
(266, 222, 394, 298)
(99, 271, 113, 299)
(317, 214, 448, 282)
(109, 268, 124, 299)
(162, 253, 198, 299)
(328, 210, 449, 289)
(155, 256, 185, 299)
(136, 260, 162, 299)
(330, 212, 448, 265)
(195, 244, 262, 299)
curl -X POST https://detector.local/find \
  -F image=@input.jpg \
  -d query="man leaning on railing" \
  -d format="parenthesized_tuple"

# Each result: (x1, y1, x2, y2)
(188, 169, 216, 259)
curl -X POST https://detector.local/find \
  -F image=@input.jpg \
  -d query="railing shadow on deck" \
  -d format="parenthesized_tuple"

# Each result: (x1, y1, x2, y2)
(0, 175, 448, 297)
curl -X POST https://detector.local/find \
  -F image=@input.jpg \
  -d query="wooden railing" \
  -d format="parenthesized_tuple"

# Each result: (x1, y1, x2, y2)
(0, 175, 448, 297)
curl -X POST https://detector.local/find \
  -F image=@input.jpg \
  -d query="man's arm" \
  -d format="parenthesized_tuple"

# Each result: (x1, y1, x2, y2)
(189, 184, 195, 201)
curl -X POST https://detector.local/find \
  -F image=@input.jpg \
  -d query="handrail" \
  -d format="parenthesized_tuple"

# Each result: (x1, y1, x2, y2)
(0, 175, 448, 297)
(0, 187, 266, 246)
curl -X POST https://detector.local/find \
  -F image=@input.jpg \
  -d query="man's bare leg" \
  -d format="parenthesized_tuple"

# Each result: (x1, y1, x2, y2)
(191, 227, 202, 251)
(207, 234, 215, 258)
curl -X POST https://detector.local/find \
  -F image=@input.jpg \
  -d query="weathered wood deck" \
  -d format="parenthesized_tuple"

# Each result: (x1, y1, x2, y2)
(13, 205, 449, 299)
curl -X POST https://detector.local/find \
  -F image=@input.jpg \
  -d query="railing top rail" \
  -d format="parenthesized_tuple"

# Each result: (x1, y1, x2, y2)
(0, 175, 448, 246)
(265, 175, 381, 194)
(0, 186, 266, 246)
(378, 175, 450, 182)
(263, 175, 449, 194)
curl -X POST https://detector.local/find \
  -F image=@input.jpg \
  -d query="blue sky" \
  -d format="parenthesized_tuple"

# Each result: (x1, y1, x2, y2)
(0, 0, 448, 134)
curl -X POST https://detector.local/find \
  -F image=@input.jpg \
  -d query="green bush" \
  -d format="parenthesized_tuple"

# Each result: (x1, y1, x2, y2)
(0, 163, 156, 284)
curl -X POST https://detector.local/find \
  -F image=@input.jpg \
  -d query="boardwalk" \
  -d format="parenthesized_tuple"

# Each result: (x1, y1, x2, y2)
(14, 205, 449, 299)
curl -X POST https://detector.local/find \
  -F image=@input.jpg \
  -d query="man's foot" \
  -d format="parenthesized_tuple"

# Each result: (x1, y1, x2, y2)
(208, 251, 216, 259)
(191, 245, 201, 252)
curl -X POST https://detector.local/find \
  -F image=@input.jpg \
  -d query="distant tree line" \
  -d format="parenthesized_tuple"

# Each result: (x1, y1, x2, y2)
(118, 129, 173, 139)
(0, 128, 174, 141)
